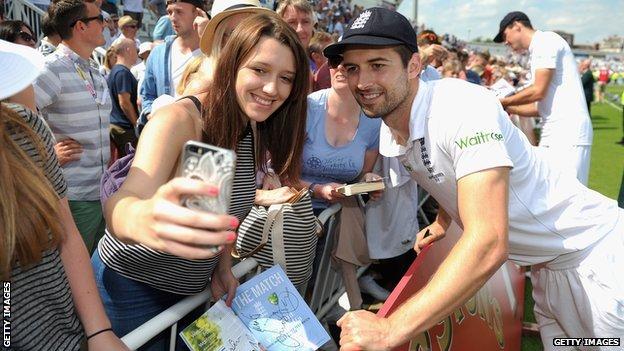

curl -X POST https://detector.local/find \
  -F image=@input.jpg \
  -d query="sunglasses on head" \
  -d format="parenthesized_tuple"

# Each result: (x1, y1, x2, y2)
(327, 55, 343, 69)
(18, 31, 35, 43)
(70, 13, 104, 27)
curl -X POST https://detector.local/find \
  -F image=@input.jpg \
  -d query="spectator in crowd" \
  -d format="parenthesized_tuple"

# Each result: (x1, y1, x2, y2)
(149, 0, 168, 17)
(579, 58, 594, 114)
(416, 30, 445, 82)
(496, 11, 593, 185)
(596, 65, 610, 103)
(132, 41, 154, 83)
(114, 15, 141, 48)
(277, 0, 315, 51)
(38, 13, 62, 56)
(308, 31, 333, 91)
(301, 63, 384, 307)
(324, 8, 624, 349)
(107, 38, 139, 157)
(101, 45, 116, 79)
(33, 0, 112, 254)
(198, 0, 272, 83)
(100, 0, 116, 16)
(0, 39, 127, 351)
(0, 20, 37, 48)
(122, 0, 144, 29)
(94, 12, 309, 349)
(441, 59, 463, 79)
(138, 0, 204, 131)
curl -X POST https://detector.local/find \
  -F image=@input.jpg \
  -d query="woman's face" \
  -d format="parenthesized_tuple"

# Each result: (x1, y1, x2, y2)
(220, 13, 253, 49)
(15, 25, 36, 48)
(235, 36, 296, 123)
(330, 65, 348, 91)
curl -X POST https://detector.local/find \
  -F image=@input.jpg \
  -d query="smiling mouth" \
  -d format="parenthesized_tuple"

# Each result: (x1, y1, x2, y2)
(252, 94, 274, 107)
(359, 92, 382, 101)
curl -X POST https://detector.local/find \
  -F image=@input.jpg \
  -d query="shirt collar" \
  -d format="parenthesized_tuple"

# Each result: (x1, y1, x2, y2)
(57, 43, 92, 68)
(379, 79, 433, 157)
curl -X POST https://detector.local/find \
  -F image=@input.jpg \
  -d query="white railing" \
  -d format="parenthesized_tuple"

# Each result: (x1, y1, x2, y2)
(3, 0, 46, 43)
(121, 258, 260, 350)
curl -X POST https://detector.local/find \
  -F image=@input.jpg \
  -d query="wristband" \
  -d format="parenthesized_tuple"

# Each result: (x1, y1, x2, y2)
(87, 327, 113, 340)
(308, 182, 318, 194)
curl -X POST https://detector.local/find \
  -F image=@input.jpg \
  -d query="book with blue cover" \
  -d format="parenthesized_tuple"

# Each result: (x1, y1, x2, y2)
(180, 265, 331, 351)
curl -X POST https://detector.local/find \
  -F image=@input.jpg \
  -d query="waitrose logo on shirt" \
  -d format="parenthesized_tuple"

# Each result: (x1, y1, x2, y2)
(455, 131, 504, 149)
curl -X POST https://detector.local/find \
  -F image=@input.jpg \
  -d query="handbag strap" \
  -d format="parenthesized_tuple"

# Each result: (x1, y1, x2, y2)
(235, 204, 284, 259)
(271, 208, 287, 270)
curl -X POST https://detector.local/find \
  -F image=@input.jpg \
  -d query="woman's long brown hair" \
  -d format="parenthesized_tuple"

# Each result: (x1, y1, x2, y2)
(0, 104, 63, 280)
(202, 12, 309, 185)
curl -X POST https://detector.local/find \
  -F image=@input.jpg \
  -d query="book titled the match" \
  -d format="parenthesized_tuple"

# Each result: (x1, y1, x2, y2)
(336, 180, 385, 196)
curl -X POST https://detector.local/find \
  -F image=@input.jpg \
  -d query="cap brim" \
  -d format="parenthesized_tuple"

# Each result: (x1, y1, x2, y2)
(200, 7, 273, 54)
(0, 40, 45, 100)
(323, 35, 410, 58)
(493, 31, 504, 43)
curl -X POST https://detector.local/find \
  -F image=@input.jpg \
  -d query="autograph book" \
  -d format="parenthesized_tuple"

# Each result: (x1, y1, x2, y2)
(180, 266, 330, 351)
(336, 180, 385, 196)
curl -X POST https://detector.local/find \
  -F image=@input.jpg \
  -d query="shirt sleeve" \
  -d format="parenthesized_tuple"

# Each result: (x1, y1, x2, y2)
(443, 96, 513, 180)
(114, 69, 135, 95)
(33, 63, 62, 113)
(531, 34, 559, 70)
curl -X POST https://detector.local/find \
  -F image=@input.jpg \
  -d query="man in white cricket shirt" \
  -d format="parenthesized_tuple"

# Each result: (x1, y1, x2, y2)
(323, 7, 623, 351)
(495, 11, 593, 186)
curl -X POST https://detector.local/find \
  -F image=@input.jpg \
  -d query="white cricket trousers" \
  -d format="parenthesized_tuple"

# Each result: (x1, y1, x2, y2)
(531, 209, 624, 350)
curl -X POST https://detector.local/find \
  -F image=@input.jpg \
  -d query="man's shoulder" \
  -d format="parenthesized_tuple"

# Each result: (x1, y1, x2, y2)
(428, 79, 500, 122)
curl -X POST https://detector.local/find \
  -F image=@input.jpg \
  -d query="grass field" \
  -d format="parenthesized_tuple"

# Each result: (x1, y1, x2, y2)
(521, 84, 624, 351)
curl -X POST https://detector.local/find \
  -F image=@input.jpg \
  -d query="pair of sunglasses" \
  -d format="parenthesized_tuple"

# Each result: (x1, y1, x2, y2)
(327, 55, 343, 69)
(70, 13, 104, 27)
(123, 24, 138, 29)
(18, 31, 35, 43)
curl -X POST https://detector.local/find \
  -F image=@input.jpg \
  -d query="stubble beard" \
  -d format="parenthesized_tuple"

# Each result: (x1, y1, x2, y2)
(357, 75, 410, 120)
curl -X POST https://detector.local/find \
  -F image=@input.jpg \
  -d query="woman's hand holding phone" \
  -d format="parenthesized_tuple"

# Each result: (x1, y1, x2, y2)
(132, 177, 239, 260)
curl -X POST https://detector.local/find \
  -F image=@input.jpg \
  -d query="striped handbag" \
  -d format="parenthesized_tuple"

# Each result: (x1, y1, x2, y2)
(234, 189, 320, 287)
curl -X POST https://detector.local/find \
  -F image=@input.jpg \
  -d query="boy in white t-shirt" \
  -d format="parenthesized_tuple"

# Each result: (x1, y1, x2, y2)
(323, 8, 623, 351)
(495, 11, 593, 186)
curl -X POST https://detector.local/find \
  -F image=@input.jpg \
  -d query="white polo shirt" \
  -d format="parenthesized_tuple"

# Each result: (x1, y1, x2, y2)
(529, 30, 593, 146)
(380, 78, 620, 266)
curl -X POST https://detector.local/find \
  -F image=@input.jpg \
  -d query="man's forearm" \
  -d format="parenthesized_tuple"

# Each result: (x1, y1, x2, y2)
(506, 103, 539, 117)
(385, 227, 507, 347)
(120, 100, 138, 126)
(500, 86, 542, 107)
(58, 198, 112, 335)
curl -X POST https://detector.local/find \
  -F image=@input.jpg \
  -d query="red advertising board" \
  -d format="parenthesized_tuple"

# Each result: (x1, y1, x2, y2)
(378, 222, 525, 351)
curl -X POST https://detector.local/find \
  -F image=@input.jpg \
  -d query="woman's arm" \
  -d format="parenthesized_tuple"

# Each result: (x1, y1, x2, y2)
(104, 102, 239, 259)
(58, 198, 128, 350)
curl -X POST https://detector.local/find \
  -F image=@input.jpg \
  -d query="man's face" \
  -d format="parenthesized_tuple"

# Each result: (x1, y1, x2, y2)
(167, 2, 196, 36)
(282, 6, 314, 48)
(502, 23, 525, 53)
(342, 47, 413, 119)
(81, 3, 106, 47)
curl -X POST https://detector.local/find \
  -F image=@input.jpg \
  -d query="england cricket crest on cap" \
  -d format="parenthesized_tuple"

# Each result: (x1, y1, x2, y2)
(350, 10, 371, 29)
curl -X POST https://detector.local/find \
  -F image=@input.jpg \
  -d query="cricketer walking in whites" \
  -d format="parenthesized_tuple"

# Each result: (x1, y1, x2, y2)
(323, 7, 624, 351)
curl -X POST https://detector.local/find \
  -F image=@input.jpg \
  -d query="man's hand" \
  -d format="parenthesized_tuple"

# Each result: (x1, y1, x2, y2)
(338, 310, 394, 351)
(193, 8, 209, 38)
(54, 138, 83, 166)
(362, 172, 384, 201)
(414, 221, 447, 254)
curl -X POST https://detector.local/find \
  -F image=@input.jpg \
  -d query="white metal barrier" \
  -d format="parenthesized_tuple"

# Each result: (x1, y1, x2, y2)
(121, 258, 260, 350)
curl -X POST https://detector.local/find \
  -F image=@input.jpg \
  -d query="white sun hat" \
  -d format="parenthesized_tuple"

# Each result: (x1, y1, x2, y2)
(200, 0, 273, 54)
(0, 39, 45, 100)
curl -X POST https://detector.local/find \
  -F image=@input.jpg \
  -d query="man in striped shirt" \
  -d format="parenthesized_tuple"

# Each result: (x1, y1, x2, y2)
(34, 0, 112, 253)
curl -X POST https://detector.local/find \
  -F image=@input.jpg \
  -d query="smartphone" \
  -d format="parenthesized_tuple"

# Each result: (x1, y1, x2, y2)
(178, 140, 236, 215)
